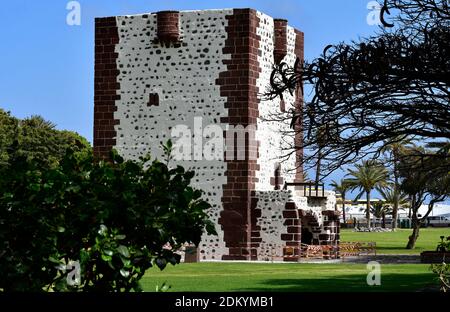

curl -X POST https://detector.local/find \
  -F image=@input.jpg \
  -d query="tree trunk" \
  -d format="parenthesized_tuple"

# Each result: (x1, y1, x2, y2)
(342, 195, 346, 224)
(342, 198, 345, 223)
(406, 199, 441, 249)
(366, 191, 371, 229)
(382, 211, 386, 228)
(391, 156, 399, 230)
(315, 150, 322, 186)
(406, 216, 420, 249)
(392, 200, 399, 229)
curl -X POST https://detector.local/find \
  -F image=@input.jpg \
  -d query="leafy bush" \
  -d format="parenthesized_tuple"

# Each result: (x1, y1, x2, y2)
(0, 109, 90, 169)
(0, 142, 215, 292)
(430, 262, 450, 293)
(436, 236, 450, 252)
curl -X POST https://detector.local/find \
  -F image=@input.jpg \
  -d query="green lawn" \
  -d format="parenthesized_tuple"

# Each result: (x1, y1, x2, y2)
(340, 228, 450, 254)
(140, 228, 448, 292)
(142, 263, 436, 292)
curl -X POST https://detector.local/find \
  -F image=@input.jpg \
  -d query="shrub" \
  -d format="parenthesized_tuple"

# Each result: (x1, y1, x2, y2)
(0, 109, 90, 169)
(430, 262, 450, 292)
(436, 236, 450, 252)
(0, 142, 215, 292)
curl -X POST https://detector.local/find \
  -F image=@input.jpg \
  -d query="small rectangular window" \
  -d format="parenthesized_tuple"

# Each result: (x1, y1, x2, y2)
(147, 93, 159, 106)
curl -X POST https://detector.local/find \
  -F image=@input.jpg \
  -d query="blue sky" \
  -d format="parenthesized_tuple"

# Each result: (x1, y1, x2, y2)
(0, 0, 384, 191)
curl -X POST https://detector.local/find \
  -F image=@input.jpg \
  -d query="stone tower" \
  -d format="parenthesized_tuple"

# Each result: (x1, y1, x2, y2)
(94, 8, 339, 261)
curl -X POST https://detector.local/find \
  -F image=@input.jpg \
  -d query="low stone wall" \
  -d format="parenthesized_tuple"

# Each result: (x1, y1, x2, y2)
(420, 251, 450, 263)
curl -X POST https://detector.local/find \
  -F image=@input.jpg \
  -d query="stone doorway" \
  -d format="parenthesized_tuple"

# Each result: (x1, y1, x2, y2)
(301, 227, 313, 245)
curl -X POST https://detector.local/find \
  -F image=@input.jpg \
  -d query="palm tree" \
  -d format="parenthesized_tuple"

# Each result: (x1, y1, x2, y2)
(20, 115, 56, 130)
(381, 136, 412, 229)
(370, 201, 391, 228)
(378, 186, 409, 227)
(346, 160, 389, 228)
(330, 179, 351, 224)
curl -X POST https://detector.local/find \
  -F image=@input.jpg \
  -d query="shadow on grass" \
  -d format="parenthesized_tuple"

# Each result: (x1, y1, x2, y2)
(342, 254, 422, 264)
(236, 273, 436, 292)
(375, 246, 421, 250)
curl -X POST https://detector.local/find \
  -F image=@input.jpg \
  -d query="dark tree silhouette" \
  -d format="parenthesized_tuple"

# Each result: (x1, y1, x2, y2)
(398, 144, 449, 249)
(265, 0, 449, 178)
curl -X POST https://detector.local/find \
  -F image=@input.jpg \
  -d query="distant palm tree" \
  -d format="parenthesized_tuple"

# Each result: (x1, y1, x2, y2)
(20, 115, 56, 130)
(378, 186, 409, 227)
(370, 201, 391, 228)
(381, 136, 412, 229)
(346, 160, 389, 228)
(330, 179, 351, 224)
(369, 187, 408, 228)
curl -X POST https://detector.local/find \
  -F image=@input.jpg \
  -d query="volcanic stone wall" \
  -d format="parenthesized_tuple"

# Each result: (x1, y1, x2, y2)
(93, 9, 319, 261)
(255, 11, 300, 191)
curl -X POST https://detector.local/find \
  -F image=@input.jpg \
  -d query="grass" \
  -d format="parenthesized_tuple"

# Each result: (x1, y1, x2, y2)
(340, 227, 450, 254)
(142, 263, 436, 292)
(140, 228, 448, 292)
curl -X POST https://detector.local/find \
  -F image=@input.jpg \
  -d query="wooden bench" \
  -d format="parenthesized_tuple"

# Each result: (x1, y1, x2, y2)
(300, 244, 339, 259)
(339, 241, 377, 258)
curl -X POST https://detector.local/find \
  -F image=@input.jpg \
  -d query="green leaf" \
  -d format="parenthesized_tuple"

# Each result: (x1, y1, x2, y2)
(184, 171, 195, 180)
(116, 245, 130, 258)
(120, 257, 131, 267)
(115, 234, 126, 240)
(98, 224, 108, 236)
(155, 257, 167, 270)
(48, 256, 62, 264)
(133, 283, 143, 292)
(156, 282, 171, 292)
(101, 254, 112, 262)
(120, 269, 130, 278)
(107, 260, 115, 270)
(168, 256, 178, 265)
(205, 222, 217, 235)
(80, 249, 90, 264)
